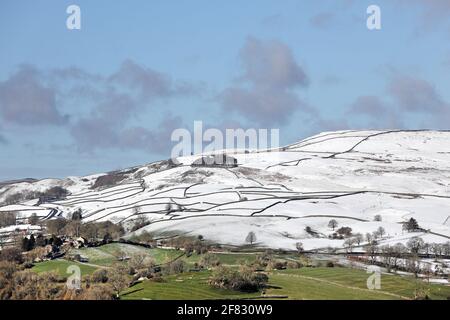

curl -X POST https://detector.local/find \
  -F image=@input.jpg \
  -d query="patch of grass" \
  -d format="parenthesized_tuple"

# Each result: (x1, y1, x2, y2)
(184, 252, 258, 266)
(120, 271, 261, 300)
(269, 268, 450, 300)
(31, 259, 98, 279)
(69, 243, 181, 266)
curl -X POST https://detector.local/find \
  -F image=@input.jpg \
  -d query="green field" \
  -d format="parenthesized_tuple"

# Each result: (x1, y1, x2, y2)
(121, 271, 260, 300)
(69, 243, 182, 266)
(122, 267, 450, 300)
(29, 244, 450, 300)
(266, 268, 450, 300)
(31, 259, 98, 278)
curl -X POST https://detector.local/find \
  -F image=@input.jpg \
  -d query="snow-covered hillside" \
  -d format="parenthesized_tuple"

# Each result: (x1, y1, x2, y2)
(1, 130, 450, 250)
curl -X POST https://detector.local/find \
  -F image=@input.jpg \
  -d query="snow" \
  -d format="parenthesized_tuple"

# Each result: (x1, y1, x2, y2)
(1, 130, 450, 250)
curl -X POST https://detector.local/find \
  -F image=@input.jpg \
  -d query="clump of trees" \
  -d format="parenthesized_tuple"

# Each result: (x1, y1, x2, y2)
(0, 211, 16, 227)
(198, 253, 221, 269)
(402, 218, 421, 233)
(0, 248, 121, 300)
(374, 215, 382, 222)
(130, 214, 150, 232)
(164, 260, 186, 275)
(128, 231, 156, 246)
(164, 236, 211, 255)
(45, 217, 124, 243)
(337, 227, 352, 238)
(3, 187, 69, 206)
(28, 213, 40, 225)
(208, 265, 268, 293)
(329, 226, 352, 240)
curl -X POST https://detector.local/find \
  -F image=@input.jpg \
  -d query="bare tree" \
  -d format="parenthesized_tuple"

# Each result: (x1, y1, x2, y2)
(380, 245, 394, 272)
(0, 211, 16, 227)
(391, 243, 407, 270)
(364, 243, 379, 264)
(343, 238, 356, 253)
(245, 231, 256, 245)
(431, 243, 443, 260)
(443, 242, 450, 257)
(328, 219, 338, 231)
(295, 242, 304, 253)
(365, 232, 373, 244)
(407, 237, 424, 254)
(107, 264, 130, 298)
(129, 252, 148, 271)
(46, 217, 68, 236)
(354, 233, 364, 245)
(376, 227, 386, 239)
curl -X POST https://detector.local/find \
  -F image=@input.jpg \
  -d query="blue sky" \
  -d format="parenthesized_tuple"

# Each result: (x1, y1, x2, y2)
(0, 0, 449, 180)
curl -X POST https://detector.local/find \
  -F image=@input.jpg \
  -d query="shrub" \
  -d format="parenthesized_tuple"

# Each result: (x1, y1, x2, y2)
(199, 254, 220, 268)
(0, 247, 24, 264)
(208, 266, 268, 292)
(91, 269, 109, 283)
(287, 261, 303, 269)
(326, 261, 335, 268)
(166, 260, 185, 275)
(337, 227, 352, 237)
(267, 260, 287, 270)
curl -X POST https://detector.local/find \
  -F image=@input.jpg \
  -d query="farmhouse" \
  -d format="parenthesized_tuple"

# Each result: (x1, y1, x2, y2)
(191, 154, 238, 168)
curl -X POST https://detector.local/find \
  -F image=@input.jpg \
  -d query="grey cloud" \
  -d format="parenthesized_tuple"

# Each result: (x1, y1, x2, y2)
(68, 60, 195, 153)
(0, 60, 197, 153)
(71, 113, 183, 155)
(218, 37, 311, 126)
(349, 95, 390, 116)
(219, 87, 311, 126)
(347, 95, 403, 129)
(120, 114, 183, 153)
(109, 60, 199, 103)
(387, 75, 447, 113)
(347, 74, 450, 129)
(238, 37, 309, 89)
(394, 0, 450, 30)
(0, 65, 68, 126)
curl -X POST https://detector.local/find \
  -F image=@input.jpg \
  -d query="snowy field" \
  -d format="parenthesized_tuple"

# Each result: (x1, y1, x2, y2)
(1, 130, 449, 250)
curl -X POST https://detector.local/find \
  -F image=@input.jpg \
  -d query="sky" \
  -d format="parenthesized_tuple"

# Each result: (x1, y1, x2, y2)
(0, 0, 449, 180)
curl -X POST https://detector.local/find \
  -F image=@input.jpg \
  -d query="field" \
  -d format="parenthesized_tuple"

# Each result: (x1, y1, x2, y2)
(121, 272, 260, 300)
(30, 244, 450, 300)
(121, 266, 450, 300)
(31, 259, 97, 278)
(68, 243, 182, 266)
(266, 268, 450, 300)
